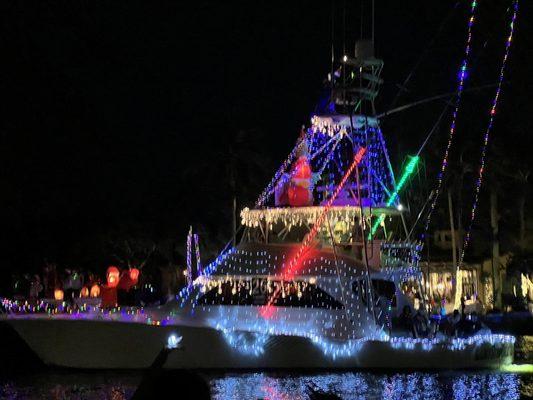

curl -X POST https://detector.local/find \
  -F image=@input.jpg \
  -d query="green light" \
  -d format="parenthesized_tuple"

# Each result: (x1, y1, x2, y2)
(501, 364, 533, 373)
(368, 155, 419, 239)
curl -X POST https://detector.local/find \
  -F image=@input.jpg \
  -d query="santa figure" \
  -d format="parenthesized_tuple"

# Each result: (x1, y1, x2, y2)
(275, 130, 314, 207)
(288, 136, 313, 207)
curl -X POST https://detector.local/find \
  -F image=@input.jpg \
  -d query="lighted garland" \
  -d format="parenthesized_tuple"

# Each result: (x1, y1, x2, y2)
(460, 0, 518, 263)
(423, 0, 478, 237)
(310, 115, 376, 137)
(240, 205, 396, 231)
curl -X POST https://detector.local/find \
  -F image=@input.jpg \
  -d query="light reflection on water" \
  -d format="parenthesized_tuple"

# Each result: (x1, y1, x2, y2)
(210, 372, 529, 400)
(0, 371, 531, 399)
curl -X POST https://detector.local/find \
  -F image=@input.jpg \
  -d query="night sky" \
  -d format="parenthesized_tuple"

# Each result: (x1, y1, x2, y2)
(1, 1, 531, 285)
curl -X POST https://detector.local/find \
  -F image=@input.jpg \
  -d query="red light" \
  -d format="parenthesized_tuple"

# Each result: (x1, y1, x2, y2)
(260, 147, 366, 318)
(106, 266, 120, 288)
(129, 268, 140, 282)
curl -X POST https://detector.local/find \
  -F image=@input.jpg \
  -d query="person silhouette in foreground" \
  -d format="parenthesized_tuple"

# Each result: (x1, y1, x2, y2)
(131, 336, 210, 399)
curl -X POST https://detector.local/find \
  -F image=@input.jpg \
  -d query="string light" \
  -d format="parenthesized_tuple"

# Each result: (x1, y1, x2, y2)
(176, 247, 236, 306)
(2, 8, 518, 368)
(240, 205, 395, 230)
(255, 138, 305, 207)
(186, 227, 193, 286)
(309, 116, 394, 206)
(369, 155, 419, 239)
(194, 233, 202, 275)
(423, 0, 478, 237)
(261, 147, 366, 317)
(460, 0, 518, 263)
(284, 147, 367, 281)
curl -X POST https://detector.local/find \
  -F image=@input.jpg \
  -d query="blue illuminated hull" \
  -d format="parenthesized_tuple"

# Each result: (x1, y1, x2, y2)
(5, 317, 514, 370)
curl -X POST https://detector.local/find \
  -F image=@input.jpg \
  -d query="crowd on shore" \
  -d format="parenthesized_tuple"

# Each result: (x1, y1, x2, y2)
(393, 304, 491, 339)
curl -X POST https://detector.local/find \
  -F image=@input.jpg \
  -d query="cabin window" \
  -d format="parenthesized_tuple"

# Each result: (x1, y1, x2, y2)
(372, 279, 397, 307)
(352, 279, 397, 307)
(197, 280, 344, 309)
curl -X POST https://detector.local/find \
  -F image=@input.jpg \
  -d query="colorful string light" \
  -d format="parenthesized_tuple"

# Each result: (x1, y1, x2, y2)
(186, 227, 193, 286)
(460, 0, 519, 263)
(194, 233, 202, 275)
(176, 246, 235, 306)
(284, 147, 367, 279)
(369, 155, 420, 239)
(261, 147, 367, 317)
(423, 0, 478, 237)
(308, 117, 395, 207)
(2, 3, 520, 370)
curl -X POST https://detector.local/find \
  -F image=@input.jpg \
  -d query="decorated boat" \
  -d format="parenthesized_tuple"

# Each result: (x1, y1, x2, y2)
(2, 3, 519, 369)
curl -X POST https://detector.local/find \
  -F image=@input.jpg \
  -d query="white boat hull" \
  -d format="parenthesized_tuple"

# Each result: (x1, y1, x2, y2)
(6, 318, 514, 370)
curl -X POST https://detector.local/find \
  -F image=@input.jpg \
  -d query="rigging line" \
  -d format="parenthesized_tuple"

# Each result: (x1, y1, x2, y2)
(408, 190, 435, 238)
(416, 101, 451, 157)
(316, 137, 342, 177)
(265, 135, 341, 200)
(389, 1, 460, 110)
(388, 0, 518, 118)
(422, 0, 478, 238)
(377, 83, 499, 119)
(310, 131, 341, 160)
(459, 0, 519, 266)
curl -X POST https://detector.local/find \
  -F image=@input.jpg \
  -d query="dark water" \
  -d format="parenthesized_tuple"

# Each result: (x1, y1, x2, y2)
(1, 370, 532, 399)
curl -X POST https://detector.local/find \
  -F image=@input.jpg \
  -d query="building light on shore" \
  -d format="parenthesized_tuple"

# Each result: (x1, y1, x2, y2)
(54, 289, 64, 301)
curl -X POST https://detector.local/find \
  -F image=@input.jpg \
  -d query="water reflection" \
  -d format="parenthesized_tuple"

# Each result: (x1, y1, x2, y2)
(0, 371, 529, 399)
(0, 372, 139, 400)
(210, 372, 524, 400)
(452, 373, 520, 400)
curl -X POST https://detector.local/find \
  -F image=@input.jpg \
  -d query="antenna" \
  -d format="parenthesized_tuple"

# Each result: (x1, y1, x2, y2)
(330, 0, 335, 84)
(343, 0, 346, 57)
(372, 0, 375, 48)
(360, 0, 364, 40)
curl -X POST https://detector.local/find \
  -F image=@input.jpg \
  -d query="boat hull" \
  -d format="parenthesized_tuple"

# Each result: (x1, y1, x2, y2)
(5, 318, 514, 370)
